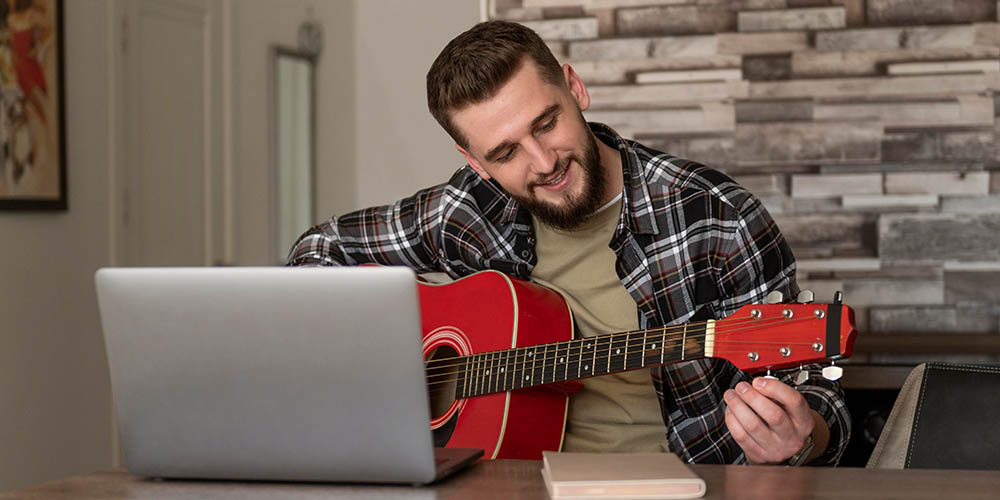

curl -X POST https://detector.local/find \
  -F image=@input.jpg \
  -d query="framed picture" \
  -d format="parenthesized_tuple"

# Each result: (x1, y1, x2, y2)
(0, 0, 65, 210)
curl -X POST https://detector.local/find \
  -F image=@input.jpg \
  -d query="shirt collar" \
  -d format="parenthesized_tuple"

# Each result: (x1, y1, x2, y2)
(590, 122, 659, 236)
(491, 122, 659, 236)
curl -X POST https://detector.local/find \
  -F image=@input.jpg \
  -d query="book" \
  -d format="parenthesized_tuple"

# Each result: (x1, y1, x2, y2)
(541, 451, 706, 499)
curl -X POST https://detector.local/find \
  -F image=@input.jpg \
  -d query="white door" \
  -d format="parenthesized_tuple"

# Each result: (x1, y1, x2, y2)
(117, 0, 225, 267)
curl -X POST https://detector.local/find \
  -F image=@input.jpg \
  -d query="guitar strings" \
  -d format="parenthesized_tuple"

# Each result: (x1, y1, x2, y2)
(423, 313, 823, 376)
(423, 314, 821, 380)
(423, 315, 829, 394)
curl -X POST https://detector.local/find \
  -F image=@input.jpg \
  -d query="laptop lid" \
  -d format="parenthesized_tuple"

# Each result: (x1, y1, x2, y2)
(96, 266, 466, 483)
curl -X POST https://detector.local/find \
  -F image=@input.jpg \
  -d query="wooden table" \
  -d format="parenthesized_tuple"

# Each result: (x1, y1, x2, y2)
(4, 460, 999, 499)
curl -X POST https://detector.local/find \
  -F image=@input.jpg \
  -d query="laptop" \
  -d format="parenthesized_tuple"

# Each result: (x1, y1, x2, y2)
(95, 266, 482, 484)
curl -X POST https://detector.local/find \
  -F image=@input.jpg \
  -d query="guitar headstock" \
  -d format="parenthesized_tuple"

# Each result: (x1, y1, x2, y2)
(711, 291, 857, 374)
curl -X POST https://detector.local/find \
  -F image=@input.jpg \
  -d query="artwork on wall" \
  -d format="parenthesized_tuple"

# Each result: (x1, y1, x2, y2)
(0, 0, 65, 210)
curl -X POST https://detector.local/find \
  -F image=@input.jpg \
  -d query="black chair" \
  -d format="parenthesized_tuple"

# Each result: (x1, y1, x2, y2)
(867, 362, 1000, 470)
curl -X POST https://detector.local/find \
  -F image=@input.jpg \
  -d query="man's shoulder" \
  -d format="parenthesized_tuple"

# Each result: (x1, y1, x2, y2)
(411, 165, 496, 203)
(628, 139, 752, 211)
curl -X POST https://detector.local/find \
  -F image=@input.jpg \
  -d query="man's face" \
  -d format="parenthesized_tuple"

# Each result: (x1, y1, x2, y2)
(451, 59, 606, 230)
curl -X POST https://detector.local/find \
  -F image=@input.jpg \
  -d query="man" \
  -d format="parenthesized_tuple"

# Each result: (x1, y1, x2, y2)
(288, 20, 850, 465)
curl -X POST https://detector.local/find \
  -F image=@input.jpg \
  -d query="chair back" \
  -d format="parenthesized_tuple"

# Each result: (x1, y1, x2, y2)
(867, 362, 1000, 470)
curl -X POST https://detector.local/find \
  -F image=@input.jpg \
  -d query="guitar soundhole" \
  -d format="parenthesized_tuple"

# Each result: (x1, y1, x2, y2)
(426, 345, 459, 421)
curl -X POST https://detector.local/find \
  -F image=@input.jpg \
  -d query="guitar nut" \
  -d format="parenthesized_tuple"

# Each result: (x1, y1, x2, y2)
(814, 309, 825, 319)
(782, 309, 793, 319)
(812, 342, 823, 352)
(751, 309, 762, 319)
(747, 352, 759, 362)
(780, 347, 791, 357)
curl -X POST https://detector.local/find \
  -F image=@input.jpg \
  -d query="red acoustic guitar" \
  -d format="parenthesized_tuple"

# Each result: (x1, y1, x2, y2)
(418, 270, 857, 460)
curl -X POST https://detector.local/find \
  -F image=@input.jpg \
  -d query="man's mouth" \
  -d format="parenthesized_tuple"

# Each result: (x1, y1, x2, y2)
(538, 164, 570, 189)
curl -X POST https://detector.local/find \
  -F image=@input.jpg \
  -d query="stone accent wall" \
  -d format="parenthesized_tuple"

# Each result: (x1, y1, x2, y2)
(493, 0, 1000, 363)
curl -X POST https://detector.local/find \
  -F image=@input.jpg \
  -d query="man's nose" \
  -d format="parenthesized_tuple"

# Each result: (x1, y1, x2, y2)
(523, 138, 557, 176)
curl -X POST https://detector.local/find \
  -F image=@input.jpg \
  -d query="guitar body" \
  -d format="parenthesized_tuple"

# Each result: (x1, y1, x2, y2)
(418, 270, 575, 459)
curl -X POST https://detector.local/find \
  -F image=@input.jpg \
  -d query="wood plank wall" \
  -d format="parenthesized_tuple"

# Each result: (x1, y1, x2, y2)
(493, 0, 1000, 364)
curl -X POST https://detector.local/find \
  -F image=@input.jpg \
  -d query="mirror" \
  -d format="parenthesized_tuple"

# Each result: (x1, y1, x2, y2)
(273, 47, 316, 263)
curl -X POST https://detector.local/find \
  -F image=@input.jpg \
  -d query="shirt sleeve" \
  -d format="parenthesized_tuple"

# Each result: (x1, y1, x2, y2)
(285, 183, 445, 272)
(716, 192, 852, 466)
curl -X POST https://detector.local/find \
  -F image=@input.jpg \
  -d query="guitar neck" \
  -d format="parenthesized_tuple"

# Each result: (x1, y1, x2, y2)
(456, 320, 716, 399)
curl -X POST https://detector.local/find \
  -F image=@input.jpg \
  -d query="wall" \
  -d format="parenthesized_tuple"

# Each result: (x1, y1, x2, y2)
(229, 0, 356, 265)
(231, 0, 481, 264)
(0, 0, 114, 491)
(353, 0, 484, 208)
(0, 0, 483, 491)
(495, 0, 1000, 364)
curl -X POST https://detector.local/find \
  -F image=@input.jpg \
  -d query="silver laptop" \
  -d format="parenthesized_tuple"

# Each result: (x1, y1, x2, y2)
(95, 266, 482, 484)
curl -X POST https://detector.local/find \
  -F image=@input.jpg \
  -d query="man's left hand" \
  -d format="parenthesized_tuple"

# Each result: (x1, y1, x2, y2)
(723, 376, 822, 465)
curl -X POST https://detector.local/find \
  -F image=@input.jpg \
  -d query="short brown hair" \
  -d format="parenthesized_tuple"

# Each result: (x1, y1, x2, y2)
(426, 20, 565, 149)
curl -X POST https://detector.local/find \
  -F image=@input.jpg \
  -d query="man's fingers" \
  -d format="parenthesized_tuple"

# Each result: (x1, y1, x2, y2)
(723, 386, 775, 449)
(750, 377, 812, 431)
(727, 382, 796, 435)
(725, 408, 768, 462)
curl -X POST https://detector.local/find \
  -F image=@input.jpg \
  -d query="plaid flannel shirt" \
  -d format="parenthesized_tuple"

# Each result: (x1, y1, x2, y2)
(288, 123, 851, 465)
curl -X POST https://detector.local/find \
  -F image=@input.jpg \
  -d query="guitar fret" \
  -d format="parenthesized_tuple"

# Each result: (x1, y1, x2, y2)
(541, 342, 553, 385)
(488, 351, 496, 394)
(531, 346, 543, 387)
(642, 329, 650, 368)
(626, 331, 644, 370)
(457, 356, 468, 399)
(513, 348, 519, 389)
(478, 353, 487, 396)
(681, 324, 687, 361)
(525, 346, 534, 387)
(586, 339, 595, 376)
(567, 338, 581, 380)
(484, 352, 492, 395)
(503, 347, 513, 392)
(517, 347, 531, 387)
(497, 351, 504, 393)
(660, 327, 666, 365)
(479, 352, 490, 394)
(608, 333, 627, 374)
(557, 339, 568, 383)
(467, 354, 476, 397)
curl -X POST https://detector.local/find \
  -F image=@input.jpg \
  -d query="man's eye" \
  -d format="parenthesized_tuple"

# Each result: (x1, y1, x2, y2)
(540, 118, 556, 131)
(498, 148, 516, 163)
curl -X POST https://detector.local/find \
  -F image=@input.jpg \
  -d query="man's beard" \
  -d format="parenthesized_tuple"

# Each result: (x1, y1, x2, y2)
(513, 132, 606, 231)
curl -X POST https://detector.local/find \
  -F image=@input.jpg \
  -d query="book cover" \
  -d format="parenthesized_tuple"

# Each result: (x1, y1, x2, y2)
(541, 451, 706, 499)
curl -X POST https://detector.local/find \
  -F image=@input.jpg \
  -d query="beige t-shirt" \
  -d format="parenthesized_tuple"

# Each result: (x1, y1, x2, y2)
(530, 197, 668, 453)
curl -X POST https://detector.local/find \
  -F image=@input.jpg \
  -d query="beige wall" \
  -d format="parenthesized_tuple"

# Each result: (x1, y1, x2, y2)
(232, 0, 481, 264)
(0, 0, 114, 491)
(0, 0, 482, 491)
(230, 0, 357, 265)
(353, 0, 483, 208)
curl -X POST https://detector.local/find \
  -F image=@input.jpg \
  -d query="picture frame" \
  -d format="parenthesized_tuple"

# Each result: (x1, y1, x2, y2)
(0, 0, 66, 210)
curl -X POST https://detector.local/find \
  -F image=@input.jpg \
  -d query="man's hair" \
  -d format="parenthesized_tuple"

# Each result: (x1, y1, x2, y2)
(426, 20, 565, 149)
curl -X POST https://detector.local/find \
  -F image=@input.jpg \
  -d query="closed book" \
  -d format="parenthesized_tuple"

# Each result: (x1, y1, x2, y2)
(541, 451, 706, 499)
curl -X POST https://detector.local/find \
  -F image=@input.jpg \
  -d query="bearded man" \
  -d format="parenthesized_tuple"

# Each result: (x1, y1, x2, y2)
(288, 20, 850, 466)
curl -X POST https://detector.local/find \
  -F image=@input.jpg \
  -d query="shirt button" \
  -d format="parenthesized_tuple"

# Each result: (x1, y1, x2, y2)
(520, 250, 531, 259)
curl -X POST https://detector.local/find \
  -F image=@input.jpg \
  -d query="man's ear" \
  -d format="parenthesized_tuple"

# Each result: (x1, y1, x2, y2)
(456, 144, 491, 180)
(563, 63, 590, 112)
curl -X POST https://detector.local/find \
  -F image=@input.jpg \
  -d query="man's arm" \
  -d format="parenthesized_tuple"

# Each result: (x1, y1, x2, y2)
(286, 184, 445, 270)
(715, 193, 851, 466)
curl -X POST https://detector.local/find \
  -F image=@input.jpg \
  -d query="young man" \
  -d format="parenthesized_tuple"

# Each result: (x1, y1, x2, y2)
(288, 21, 850, 465)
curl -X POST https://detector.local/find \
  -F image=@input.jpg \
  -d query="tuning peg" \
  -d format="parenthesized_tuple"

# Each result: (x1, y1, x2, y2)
(794, 367, 809, 385)
(822, 362, 843, 381)
(765, 290, 784, 304)
(796, 290, 815, 304)
(833, 291, 843, 305)
(764, 368, 778, 380)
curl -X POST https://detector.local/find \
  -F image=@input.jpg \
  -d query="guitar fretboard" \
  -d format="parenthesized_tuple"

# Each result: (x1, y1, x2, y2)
(456, 321, 713, 399)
